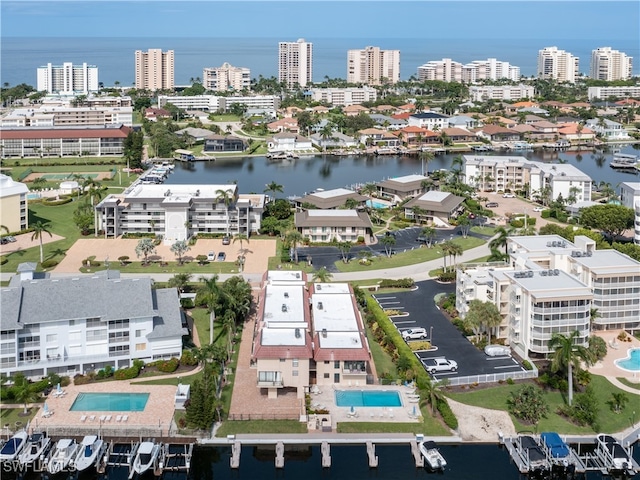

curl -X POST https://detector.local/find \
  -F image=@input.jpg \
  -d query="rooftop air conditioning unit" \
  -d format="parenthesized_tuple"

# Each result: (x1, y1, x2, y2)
(554, 269, 560, 275)
(318, 302, 323, 310)
(281, 304, 287, 312)
(528, 271, 534, 278)
(295, 328, 301, 339)
(317, 285, 322, 290)
(284, 292, 289, 298)
(322, 328, 327, 338)
(541, 271, 548, 276)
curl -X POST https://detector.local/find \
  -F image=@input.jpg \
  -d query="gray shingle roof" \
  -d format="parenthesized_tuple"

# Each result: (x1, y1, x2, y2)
(147, 288, 188, 339)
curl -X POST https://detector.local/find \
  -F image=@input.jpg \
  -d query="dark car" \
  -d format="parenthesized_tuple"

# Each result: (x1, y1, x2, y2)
(222, 236, 231, 245)
(486, 202, 499, 208)
(217, 252, 226, 262)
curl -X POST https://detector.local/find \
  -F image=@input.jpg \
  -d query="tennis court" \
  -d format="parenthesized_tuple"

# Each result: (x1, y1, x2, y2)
(38, 173, 100, 180)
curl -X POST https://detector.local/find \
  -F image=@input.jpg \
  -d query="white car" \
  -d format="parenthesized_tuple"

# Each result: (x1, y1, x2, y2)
(484, 345, 511, 357)
(502, 193, 516, 198)
(207, 251, 216, 261)
(402, 328, 428, 340)
(533, 206, 545, 212)
(422, 357, 458, 373)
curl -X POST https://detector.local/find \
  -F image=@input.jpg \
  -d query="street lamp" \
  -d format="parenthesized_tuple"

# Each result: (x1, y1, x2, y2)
(429, 326, 433, 343)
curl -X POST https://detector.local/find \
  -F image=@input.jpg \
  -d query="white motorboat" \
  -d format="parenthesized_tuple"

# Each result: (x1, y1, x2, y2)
(18, 432, 52, 467)
(47, 438, 80, 475)
(418, 440, 447, 470)
(610, 153, 639, 170)
(73, 435, 106, 472)
(596, 434, 637, 476)
(0, 430, 28, 462)
(132, 441, 162, 475)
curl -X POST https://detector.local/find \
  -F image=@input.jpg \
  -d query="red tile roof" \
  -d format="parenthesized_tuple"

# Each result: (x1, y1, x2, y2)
(0, 125, 132, 139)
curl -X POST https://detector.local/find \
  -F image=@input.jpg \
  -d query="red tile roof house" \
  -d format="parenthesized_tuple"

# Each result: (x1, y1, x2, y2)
(343, 104, 370, 116)
(358, 128, 400, 147)
(268, 117, 299, 133)
(143, 107, 171, 121)
(528, 120, 560, 141)
(397, 103, 417, 113)
(557, 123, 596, 142)
(396, 126, 438, 147)
(476, 125, 521, 142)
(372, 104, 397, 114)
(0, 125, 132, 158)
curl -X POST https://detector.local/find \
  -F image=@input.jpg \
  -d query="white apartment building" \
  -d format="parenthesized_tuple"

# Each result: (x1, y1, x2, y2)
(347, 46, 400, 85)
(1, 106, 133, 128)
(36, 63, 99, 95)
(0, 174, 28, 232)
(462, 58, 521, 83)
(587, 86, 640, 101)
(590, 47, 633, 81)
(135, 49, 175, 91)
(202, 62, 251, 92)
(468, 85, 535, 102)
(456, 235, 640, 358)
(278, 39, 313, 88)
(619, 182, 640, 244)
(0, 265, 186, 378)
(157, 94, 280, 112)
(95, 184, 265, 241)
(252, 272, 372, 399)
(463, 155, 592, 203)
(307, 87, 377, 106)
(407, 112, 449, 130)
(537, 47, 579, 83)
(417, 58, 463, 82)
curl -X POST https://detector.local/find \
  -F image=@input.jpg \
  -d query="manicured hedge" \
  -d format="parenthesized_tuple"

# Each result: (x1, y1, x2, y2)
(41, 259, 59, 268)
(42, 197, 73, 206)
(437, 398, 458, 429)
(157, 357, 179, 373)
(379, 278, 415, 288)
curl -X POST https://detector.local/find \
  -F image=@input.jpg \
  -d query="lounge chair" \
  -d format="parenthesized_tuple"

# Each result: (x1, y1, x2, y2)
(80, 415, 87, 422)
(116, 415, 122, 422)
(88, 415, 95, 422)
(42, 410, 54, 418)
(122, 415, 128, 422)
(99, 415, 106, 422)
(105, 415, 112, 422)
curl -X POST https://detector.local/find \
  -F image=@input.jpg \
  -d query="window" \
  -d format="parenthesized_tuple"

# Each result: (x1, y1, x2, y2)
(86, 330, 107, 341)
(334, 361, 340, 369)
(292, 358, 299, 367)
(323, 373, 330, 379)
(292, 370, 299, 377)
(136, 330, 144, 338)
(334, 373, 340, 383)
(46, 334, 58, 343)
(280, 358, 286, 363)
(135, 343, 146, 351)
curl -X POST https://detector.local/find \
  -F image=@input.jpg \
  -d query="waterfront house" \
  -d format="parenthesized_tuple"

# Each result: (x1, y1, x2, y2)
(407, 112, 449, 130)
(440, 127, 476, 143)
(266, 133, 313, 153)
(0, 265, 186, 378)
(203, 134, 247, 152)
(447, 115, 480, 129)
(357, 128, 400, 148)
(295, 188, 367, 210)
(309, 131, 357, 150)
(396, 126, 438, 147)
(376, 174, 428, 202)
(557, 123, 595, 142)
(175, 127, 215, 142)
(585, 118, 631, 140)
(344, 105, 370, 116)
(294, 210, 374, 243)
(403, 191, 465, 227)
(369, 114, 407, 130)
(475, 125, 521, 142)
(267, 117, 299, 133)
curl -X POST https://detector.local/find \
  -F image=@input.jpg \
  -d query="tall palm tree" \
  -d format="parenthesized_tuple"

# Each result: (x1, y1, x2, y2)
(31, 221, 53, 263)
(168, 272, 192, 294)
(312, 266, 333, 283)
(419, 378, 448, 415)
(440, 240, 456, 272)
(215, 188, 234, 235)
(549, 330, 594, 406)
(198, 274, 224, 344)
(418, 150, 435, 176)
(284, 230, 304, 263)
(421, 226, 437, 248)
(264, 181, 284, 198)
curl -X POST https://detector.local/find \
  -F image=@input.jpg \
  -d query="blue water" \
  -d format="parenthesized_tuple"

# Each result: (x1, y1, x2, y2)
(366, 199, 390, 209)
(2, 37, 639, 87)
(69, 392, 149, 412)
(335, 390, 402, 407)
(615, 348, 640, 372)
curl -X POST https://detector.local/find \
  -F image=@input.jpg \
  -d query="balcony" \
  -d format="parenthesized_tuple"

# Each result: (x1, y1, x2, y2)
(257, 372, 283, 388)
(257, 379, 284, 388)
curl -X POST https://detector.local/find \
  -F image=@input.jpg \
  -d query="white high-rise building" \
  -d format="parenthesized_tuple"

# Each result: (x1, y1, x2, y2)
(537, 47, 579, 83)
(462, 58, 520, 83)
(134, 49, 175, 91)
(347, 46, 400, 85)
(202, 63, 251, 92)
(36, 62, 99, 95)
(590, 47, 633, 81)
(417, 59, 463, 82)
(278, 39, 313, 88)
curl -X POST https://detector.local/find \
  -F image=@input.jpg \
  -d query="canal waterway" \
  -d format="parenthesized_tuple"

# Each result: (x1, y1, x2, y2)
(163, 145, 640, 197)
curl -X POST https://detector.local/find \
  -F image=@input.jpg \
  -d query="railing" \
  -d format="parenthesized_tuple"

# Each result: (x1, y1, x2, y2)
(443, 368, 538, 387)
(256, 380, 284, 387)
(227, 413, 299, 421)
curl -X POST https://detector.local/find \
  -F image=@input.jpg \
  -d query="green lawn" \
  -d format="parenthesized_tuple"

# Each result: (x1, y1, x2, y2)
(446, 375, 635, 434)
(337, 416, 450, 435)
(365, 325, 397, 379)
(335, 237, 486, 273)
(216, 420, 307, 436)
(470, 226, 497, 236)
(617, 378, 640, 390)
(208, 114, 242, 122)
(0, 407, 37, 430)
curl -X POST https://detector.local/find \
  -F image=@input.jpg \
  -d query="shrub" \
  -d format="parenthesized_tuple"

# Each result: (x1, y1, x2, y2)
(42, 197, 73, 206)
(588, 335, 607, 362)
(73, 374, 91, 385)
(82, 257, 101, 267)
(507, 384, 549, 424)
(41, 259, 59, 269)
(180, 298, 194, 309)
(157, 357, 179, 373)
(522, 360, 533, 371)
(357, 236, 365, 244)
(437, 399, 458, 429)
(541, 210, 551, 219)
(510, 219, 524, 228)
(180, 349, 198, 367)
(379, 278, 415, 288)
(408, 340, 432, 351)
(114, 361, 143, 380)
(438, 271, 456, 282)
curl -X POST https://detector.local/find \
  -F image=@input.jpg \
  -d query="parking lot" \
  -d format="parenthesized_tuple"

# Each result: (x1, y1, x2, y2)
(373, 280, 525, 382)
(297, 226, 491, 272)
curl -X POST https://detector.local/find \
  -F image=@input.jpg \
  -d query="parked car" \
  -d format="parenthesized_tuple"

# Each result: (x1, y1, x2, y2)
(533, 206, 545, 212)
(484, 345, 511, 357)
(217, 252, 226, 262)
(222, 236, 231, 245)
(422, 357, 458, 373)
(207, 251, 216, 261)
(402, 328, 428, 340)
(502, 193, 516, 198)
(486, 202, 499, 208)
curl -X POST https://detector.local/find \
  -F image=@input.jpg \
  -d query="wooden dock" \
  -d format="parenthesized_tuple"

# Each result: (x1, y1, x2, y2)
(321, 441, 331, 468)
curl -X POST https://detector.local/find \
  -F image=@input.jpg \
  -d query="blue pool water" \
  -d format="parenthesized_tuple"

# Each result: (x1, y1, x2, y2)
(70, 392, 150, 412)
(365, 199, 390, 209)
(615, 348, 640, 372)
(335, 390, 402, 407)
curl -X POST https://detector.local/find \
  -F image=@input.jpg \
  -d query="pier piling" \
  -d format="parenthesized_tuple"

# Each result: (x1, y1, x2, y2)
(275, 441, 285, 469)
(366, 442, 378, 468)
(321, 442, 331, 468)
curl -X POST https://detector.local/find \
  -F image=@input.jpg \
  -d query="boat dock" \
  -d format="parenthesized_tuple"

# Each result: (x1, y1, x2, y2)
(502, 430, 640, 476)
(159, 443, 193, 473)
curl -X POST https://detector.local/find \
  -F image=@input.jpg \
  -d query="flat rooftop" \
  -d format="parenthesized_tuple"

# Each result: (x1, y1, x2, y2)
(317, 331, 363, 350)
(263, 285, 306, 325)
(261, 327, 306, 346)
(314, 283, 351, 294)
(126, 183, 237, 199)
(573, 249, 640, 273)
(508, 269, 592, 299)
(312, 293, 359, 333)
(509, 235, 575, 253)
(266, 270, 305, 284)
(307, 210, 360, 218)
(310, 188, 356, 199)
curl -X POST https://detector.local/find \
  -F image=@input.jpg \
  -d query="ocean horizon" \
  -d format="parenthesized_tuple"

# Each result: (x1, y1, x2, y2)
(2, 36, 639, 88)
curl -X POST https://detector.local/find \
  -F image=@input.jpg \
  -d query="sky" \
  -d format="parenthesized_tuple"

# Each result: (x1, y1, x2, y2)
(1, 0, 639, 40)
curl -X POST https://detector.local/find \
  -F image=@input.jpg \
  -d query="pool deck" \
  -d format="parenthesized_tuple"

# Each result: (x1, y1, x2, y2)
(33, 378, 178, 436)
(589, 330, 640, 393)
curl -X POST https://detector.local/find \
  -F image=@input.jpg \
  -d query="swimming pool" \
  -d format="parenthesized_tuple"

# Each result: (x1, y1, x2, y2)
(335, 390, 402, 407)
(614, 348, 640, 372)
(366, 199, 390, 210)
(70, 392, 150, 412)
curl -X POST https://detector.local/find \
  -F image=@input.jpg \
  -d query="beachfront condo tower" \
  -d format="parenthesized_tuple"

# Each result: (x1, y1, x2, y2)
(537, 46, 579, 83)
(135, 49, 175, 91)
(36, 62, 99, 95)
(590, 47, 633, 81)
(202, 63, 251, 92)
(347, 46, 400, 85)
(278, 39, 313, 88)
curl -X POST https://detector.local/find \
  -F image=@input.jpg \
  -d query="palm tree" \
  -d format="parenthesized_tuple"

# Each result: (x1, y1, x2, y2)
(360, 183, 377, 197)
(31, 221, 53, 263)
(312, 266, 333, 283)
(343, 197, 359, 210)
(448, 242, 463, 270)
(12, 375, 37, 414)
(421, 226, 437, 248)
(198, 274, 222, 345)
(215, 189, 234, 235)
(418, 150, 435, 176)
(232, 234, 250, 272)
(549, 330, 594, 406)
(264, 181, 284, 198)
(380, 234, 396, 257)
(411, 206, 426, 225)
(489, 227, 510, 256)
(419, 378, 448, 415)
(284, 230, 304, 263)
(440, 240, 456, 272)
(168, 272, 192, 294)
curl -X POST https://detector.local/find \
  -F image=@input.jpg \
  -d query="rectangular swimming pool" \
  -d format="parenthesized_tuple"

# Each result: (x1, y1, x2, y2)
(70, 392, 150, 412)
(335, 390, 402, 407)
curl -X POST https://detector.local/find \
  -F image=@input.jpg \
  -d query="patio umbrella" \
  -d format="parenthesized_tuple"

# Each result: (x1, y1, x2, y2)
(412, 405, 417, 416)
(56, 383, 62, 394)
(43, 402, 49, 414)
(350, 405, 355, 414)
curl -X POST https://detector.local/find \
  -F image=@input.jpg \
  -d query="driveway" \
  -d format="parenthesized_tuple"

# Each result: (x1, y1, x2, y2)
(374, 280, 524, 381)
(481, 192, 555, 228)
(298, 226, 492, 273)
